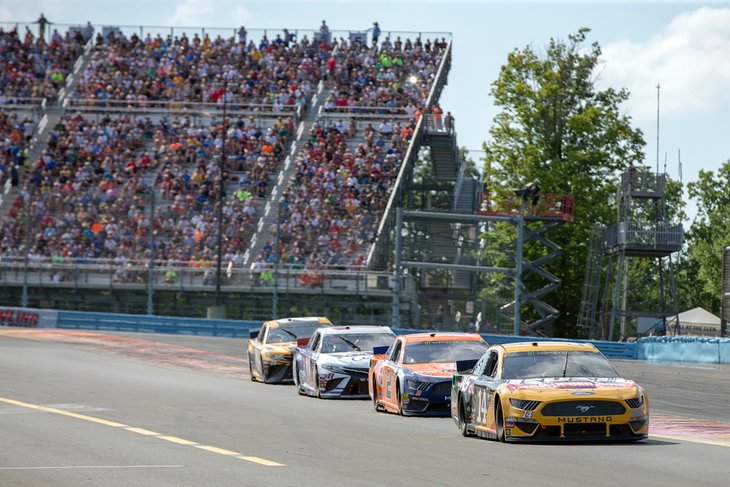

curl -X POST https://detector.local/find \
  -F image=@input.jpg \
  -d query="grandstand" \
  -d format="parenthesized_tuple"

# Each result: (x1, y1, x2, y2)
(0, 20, 455, 324)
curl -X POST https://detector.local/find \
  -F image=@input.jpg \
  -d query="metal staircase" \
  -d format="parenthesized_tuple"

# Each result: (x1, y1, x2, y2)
(499, 221, 564, 335)
(577, 226, 606, 338)
(243, 82, 331, 269)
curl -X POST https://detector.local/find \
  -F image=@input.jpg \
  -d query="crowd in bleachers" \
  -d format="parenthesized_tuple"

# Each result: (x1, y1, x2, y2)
(0, 112, 292, 271)
(0, 26, 85, 101)
(0, 112, 33, 187)
(77, 31, 326, 107)
(1, 22, 451, 280)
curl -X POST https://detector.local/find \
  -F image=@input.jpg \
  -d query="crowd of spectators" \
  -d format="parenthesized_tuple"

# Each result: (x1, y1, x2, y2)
(0, 112, 33, 187)
(77, 31, 328, 108)
(0, 26, 85, 101)
(0, 112, 292, 277)
(257, 117, 413, 272)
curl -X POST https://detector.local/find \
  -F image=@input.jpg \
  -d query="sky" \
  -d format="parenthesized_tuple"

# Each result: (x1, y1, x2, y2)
(3, 0, 729, 224)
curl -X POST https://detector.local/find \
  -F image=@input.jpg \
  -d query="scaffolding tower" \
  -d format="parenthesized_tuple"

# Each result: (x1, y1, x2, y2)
(578, 166, 683, 340)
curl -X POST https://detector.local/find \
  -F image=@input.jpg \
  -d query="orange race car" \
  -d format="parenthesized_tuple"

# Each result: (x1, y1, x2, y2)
(247, 317, 333, 383)
(369, 332, 489, 416)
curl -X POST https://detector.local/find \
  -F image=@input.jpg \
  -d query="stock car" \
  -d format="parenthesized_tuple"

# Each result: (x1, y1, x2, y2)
(247, 317, 333, 383)
(451, 341, 650, 442)
(293, 325, 395, 398)
(369, 333, 489, 416)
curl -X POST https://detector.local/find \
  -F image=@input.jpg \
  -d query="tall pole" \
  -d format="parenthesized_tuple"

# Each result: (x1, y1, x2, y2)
(513, 215, 524, 336)
(146, 188, 156, 315)
(272, 201, 279, 319)
(392, 207, 403, 328)
(21, 184, 33, 308)
(656, 83, 660, 175)
(215, 81, 228, 306)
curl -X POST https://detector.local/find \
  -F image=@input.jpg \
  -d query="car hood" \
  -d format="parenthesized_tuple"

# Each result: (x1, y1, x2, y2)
(403, 362, 456, 378)
(503, 377, 640, 399)
(318, 352, 372, 368)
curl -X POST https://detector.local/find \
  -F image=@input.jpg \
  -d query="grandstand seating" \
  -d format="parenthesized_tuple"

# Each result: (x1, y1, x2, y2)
(1, 24, 450, 278)
(0, 26, 84, 101)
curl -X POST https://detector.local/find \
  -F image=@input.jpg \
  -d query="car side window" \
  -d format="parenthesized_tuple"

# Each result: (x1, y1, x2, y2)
(310, 332, 320, 352)
(484, 351, 499, 378)
(473, 354, 488, 376)
(389, 340, 401, 363)
(259, 324, 268, 343)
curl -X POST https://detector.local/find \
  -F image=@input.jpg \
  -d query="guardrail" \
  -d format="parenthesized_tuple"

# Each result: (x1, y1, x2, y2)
(0, 256, 405, 296)
(602, 221, 683, 250)
(64, 98, 302, 121)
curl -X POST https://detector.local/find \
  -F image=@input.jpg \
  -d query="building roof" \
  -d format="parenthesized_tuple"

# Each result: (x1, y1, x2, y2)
(667, 307, 721, 325)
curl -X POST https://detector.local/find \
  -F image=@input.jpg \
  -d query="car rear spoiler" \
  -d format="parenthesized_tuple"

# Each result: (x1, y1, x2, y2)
(456, 359, 479, 374)
(297, 337, 310, 348)
(249, 329, 260, 339)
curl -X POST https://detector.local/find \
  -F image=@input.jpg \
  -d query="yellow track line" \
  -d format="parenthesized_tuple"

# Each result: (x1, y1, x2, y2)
(0, 397, 286, 466)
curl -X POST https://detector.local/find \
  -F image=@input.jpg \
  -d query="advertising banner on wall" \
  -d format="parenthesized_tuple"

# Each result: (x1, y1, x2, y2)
(0, 307, 59, 328)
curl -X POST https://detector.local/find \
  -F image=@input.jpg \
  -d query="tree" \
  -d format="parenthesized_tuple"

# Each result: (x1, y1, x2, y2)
(483, 28, 646, 336)
(684, 160, 730, 314)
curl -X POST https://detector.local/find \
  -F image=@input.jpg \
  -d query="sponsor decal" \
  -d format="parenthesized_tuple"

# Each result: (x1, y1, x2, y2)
(557, 416, 613, 423)
(0, 307, 58, 328)
(506, 428, 511, 436)
(571, 391, 595, 396)
(576, 405, 595, 413)
(632, 410, 644, 416)
(506, 418, 516, 427)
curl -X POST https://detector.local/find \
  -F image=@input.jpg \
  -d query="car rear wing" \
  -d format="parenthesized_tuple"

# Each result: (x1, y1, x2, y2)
(296, 337, 310, 348)
(249, 329, 260, 339)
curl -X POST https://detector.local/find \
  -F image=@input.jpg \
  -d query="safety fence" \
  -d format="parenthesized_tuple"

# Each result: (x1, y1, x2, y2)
(3, 306, 727, 363)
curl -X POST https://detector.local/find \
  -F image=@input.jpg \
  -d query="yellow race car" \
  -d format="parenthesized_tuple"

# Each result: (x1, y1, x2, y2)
(247, 317, 332, 383)
(451, 341, 649, 442)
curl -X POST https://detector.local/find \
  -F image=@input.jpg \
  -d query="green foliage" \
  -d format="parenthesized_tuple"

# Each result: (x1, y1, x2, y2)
(684, 160, 730, 314)
(483, 28, 647, 336)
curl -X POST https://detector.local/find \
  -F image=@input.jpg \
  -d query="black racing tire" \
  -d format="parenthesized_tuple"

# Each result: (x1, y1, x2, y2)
(397, 382, 405, 416)
(372, 376, 382, 412)
(247, 352, 256, 382)
(496, 398, 506, 443)
(293, 360, 305, 395)
(315, 371, 321, 399)
(459, 398, 471, 437)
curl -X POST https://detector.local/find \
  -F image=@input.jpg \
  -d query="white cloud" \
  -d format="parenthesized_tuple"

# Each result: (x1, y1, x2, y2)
(599, 7, 730, 121)
(163, 0, 250, 29)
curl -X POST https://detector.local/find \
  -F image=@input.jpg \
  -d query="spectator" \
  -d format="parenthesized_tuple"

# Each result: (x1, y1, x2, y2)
(35, 13, 50, 40)
(371, 22, 381, 45)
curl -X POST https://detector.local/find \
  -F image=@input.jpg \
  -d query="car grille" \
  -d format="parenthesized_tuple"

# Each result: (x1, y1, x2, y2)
(540, 400, 626, 416)
(341, 367, 368, 380)
(625, 397, 643, 408)
(428, 381, 451, 396)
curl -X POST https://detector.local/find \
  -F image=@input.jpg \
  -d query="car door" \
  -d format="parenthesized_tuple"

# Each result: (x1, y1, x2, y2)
(250, 323, 267, 377)
(472, 349, 500, 430)
(304, 331, 321, 391)
(382, 339, 402, 410)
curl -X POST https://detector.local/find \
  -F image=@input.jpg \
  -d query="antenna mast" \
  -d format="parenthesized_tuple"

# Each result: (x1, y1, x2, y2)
(656, 83, 660, 175)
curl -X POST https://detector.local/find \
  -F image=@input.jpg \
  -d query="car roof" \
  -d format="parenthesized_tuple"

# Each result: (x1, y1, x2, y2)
(321, 325, 394, 335)
(266, 317, 332, 328)
(399, 332, 485, 344)
(496, 341, 598, 353)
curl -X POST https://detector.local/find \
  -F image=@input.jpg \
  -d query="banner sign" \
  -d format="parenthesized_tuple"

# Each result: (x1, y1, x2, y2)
(0, 307, 59, 328)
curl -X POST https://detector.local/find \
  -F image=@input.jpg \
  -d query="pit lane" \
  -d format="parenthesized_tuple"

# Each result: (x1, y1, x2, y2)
(0, 329, 728, 487)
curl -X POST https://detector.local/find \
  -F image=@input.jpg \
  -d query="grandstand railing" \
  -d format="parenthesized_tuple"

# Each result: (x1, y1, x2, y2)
(320, 106, 410, 118)
(0, 97, 47, 121)
(366, 38, 453, 269)
(0, 257, 414, 296)
(64, 98, 302, 121)
(479, 191, 575, 222)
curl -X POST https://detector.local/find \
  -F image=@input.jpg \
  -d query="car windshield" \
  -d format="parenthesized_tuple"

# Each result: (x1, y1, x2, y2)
(266, 322, 325, 343)
(500, 350, 621, 379)
(320, 332, 394, 354)
(403, 340, 489, 364)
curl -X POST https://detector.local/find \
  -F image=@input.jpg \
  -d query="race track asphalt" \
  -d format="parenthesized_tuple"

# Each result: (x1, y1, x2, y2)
(0, 330, 728, 487)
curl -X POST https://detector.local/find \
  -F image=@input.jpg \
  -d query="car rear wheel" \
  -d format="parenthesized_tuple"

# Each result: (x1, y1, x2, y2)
(459, 398, 471, 437)
(496, 399, 506, 443)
